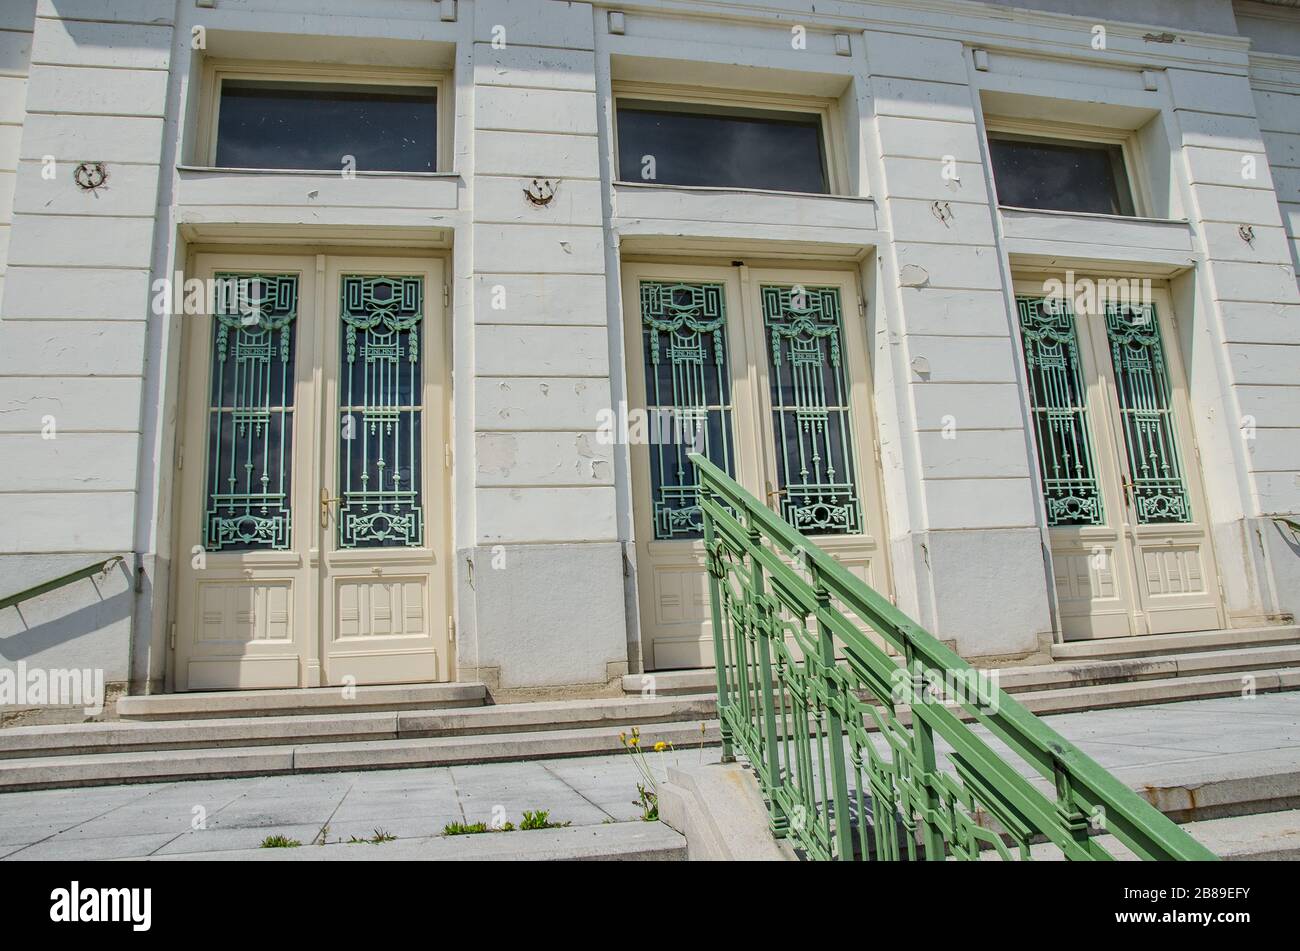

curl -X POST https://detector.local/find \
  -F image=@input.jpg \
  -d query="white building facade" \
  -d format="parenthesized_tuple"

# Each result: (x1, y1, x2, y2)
(1, 0, 1299, 718)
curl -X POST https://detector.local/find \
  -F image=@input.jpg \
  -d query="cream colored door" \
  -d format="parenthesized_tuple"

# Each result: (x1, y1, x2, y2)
(318, 258, 452, 685)
(625, 262, 891, 670)
(742, 268, 891, 625)
(625, 264, 758, 670)
(174, 254, 452, 690)
(1015, 278, 1224, 640)
(174, 255, 318, 689)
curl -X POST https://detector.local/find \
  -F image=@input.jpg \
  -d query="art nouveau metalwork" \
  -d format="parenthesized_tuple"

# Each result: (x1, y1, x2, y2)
(760, 285, 862, 535)
(1016, 296, 1104, 526)
(203, 273, 298, 551)
(1104, 303, 1192, 524)
(692, 452, 1216, 861)
(640, 281, 736, 540)
(338, 275, 426, 548)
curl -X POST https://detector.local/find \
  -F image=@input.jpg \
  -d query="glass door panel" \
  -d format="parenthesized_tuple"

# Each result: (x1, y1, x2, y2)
(337, 275, 426, 549)
(639, 280, 736, 540)
(758, 283, 863, 535)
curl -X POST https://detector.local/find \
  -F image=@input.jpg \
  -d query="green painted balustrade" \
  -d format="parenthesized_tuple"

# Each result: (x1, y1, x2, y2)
(690, 452, 1216, 861)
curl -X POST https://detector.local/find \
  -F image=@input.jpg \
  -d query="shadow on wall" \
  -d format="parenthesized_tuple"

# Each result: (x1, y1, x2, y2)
(0, 560, 133, 680)
(1274, 518, 1300, 558)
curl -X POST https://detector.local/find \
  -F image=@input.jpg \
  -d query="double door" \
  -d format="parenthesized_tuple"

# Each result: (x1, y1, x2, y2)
(1015, 278, 1224, 639)
(623, 263, 891, 670)
(173, 253, 451, 690)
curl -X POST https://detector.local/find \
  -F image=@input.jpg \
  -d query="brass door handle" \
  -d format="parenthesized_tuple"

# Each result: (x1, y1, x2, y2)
(320, 488, 343, 528)
(765, 481, 786, 505)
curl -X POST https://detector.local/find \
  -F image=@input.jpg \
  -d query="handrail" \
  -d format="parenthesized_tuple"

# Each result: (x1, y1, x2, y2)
(690, 453, 1216, 861)
(0, 556, 124, 612)
(1274, 516, 1300, 538)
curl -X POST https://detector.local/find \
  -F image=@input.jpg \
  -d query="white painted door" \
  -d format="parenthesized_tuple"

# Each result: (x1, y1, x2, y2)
(624, 262, 891, 670)
(1014, 279, 1224, 639)
(173, 254, 451, 690)
(318, 258, 452, 685)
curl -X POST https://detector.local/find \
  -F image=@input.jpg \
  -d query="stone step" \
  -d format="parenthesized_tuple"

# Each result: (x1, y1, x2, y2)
(115, 682, 489, 720)
(5, 657, 1290, 765)
(143, 821, 688, 862)
(998, 644, 1300, 692)
(1002, 808, 1300, 861)
(0, 694, 718, 759)
(1017, 667, 1300, 715)
(0, 718, 723, 792)
(622, 670, 716, 696)
(1050, 625, 1300, 662)
(630, 645, 1300, 699)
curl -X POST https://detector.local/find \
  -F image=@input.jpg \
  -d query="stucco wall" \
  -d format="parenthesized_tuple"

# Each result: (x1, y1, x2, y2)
(0, 0, 1298, 712)
(0, 1, 35, 314)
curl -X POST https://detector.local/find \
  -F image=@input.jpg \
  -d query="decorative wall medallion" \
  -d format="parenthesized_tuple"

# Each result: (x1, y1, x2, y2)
(523, 178, 558, 206)
(73, 161, 108, 192)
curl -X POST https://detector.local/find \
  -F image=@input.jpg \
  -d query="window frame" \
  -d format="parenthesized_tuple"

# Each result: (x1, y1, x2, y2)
(195, 59, 453, 174)
(984, 116, 1149, 219)
(611, 81, 848, 196)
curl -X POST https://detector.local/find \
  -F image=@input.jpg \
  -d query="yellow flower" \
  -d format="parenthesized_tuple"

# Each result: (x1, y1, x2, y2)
(654, 741, 667, 752)
(628, 736, 640, 747)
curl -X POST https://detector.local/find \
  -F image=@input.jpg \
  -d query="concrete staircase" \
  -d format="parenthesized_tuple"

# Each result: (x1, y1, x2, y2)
(1, 624, 1297, 793)
(0, 688, 719, 791)
(628, 624, 1300, 713)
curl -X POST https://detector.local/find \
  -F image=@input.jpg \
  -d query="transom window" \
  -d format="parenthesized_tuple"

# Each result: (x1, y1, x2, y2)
(988, 133, 1135, 216)
(616, 99, 830, 194)
(202, 64, 444, 173)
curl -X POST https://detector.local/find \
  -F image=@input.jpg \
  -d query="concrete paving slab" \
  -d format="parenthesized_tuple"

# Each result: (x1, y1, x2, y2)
(330, 790, 463, 822)
(4, 831, 181, 861)
(0, 820, 77, 846)
(205, 804, 338, 830)
(323, 816, 466, 842)
(142, 822, 688, 861)
(56, 802, 207, 840)
(345, 766, 457, 791)
(154, 823, 327, 855)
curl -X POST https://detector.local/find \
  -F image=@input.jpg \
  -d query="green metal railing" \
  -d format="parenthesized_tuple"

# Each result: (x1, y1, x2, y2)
(0, 556, 124, 612)
(691, 453, 1215, 861)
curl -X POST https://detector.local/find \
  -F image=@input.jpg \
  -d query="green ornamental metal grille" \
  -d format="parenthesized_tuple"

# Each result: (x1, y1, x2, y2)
(1104, 302, 1191, 524)
(760, 284, 863, 535)
(203, 273, 298, 551)
(338, 275, 426, 549)
(1016, 296, 1104, 527)
(640, 280, 736, 540)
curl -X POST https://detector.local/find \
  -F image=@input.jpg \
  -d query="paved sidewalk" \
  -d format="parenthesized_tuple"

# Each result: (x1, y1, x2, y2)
(0, 693, 1297, 860)
(0, 736, 717, 860)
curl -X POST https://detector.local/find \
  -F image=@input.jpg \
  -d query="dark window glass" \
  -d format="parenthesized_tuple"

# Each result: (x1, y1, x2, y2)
(215, 80, 437, 172)
(989, 135, 1134, 216)
(616, 102, 828, 193)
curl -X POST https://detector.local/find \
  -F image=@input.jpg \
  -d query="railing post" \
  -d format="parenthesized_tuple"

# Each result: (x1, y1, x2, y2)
(749, 523, 787, 838)
(811, 563, 855, 861)
(905, 646, 947, 861)
(1053, 756, 1093, 857)
(700, 480, 734, 764)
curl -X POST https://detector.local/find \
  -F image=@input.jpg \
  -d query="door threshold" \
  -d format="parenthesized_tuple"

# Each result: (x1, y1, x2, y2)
(118, 682, 488, 720)
(1051, 624, 1300, 662)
